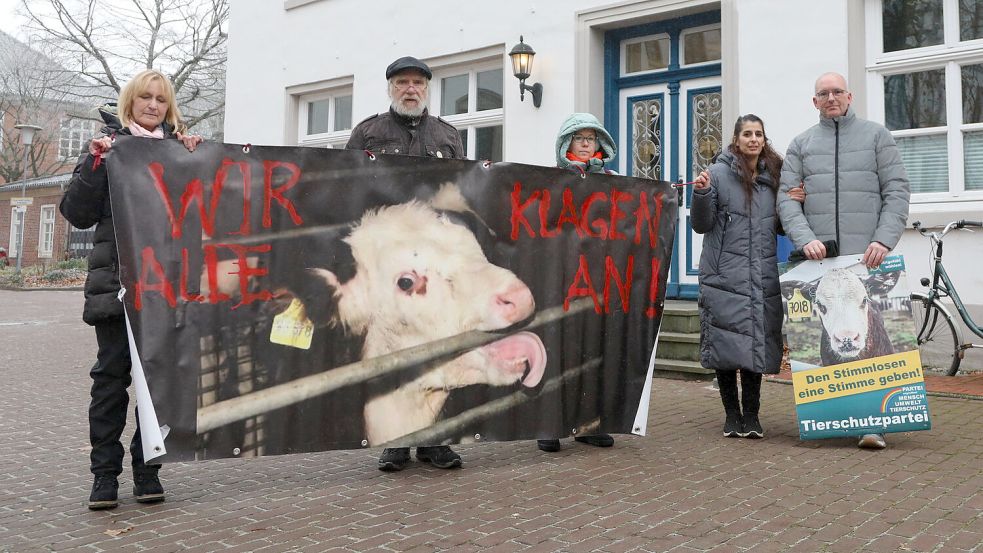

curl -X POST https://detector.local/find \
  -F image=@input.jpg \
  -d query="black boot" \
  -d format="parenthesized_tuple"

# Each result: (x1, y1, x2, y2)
(740, 370, 764, 439)
(88, 474, 119, 510)
(133, 468, 165, 504)
(716, 370, 742, 437)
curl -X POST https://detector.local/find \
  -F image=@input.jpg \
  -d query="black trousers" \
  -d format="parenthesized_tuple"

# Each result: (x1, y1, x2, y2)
(715, 369, 762, 417)
(89, 319, 159, 476)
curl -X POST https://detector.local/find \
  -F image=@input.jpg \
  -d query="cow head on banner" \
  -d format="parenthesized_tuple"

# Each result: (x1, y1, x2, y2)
(781, 267, 901, 365)
(268, 184, 547, 445)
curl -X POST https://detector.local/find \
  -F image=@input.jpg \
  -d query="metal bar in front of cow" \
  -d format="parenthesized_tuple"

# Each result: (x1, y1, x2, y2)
(196, 298, 597, 434)
(379, 357, 601, 448)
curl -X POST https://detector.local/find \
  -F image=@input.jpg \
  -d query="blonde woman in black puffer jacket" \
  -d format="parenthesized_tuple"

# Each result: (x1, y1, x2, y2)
(60, 69, 202, 511)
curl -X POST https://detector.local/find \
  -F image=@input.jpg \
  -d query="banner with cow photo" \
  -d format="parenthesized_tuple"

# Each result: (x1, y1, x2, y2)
(779, 255, 931, 440)
(105, 137, 677, 462)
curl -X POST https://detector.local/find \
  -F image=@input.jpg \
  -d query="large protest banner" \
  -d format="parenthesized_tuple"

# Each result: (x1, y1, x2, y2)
(780, 255, 931, 440)
(106, 137, 676, 462)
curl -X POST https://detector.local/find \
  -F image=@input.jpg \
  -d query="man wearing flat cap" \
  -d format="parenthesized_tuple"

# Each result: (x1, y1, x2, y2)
(346, 56, 464, 160)
(346, 57, 465, 473)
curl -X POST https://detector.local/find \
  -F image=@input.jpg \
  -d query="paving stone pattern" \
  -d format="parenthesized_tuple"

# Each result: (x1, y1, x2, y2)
(0, 291, 980, 552)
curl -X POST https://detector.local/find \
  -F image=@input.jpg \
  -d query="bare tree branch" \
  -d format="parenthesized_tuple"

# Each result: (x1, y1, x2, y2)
(22, 0, 228, 136)
(0, 32, 92, 182)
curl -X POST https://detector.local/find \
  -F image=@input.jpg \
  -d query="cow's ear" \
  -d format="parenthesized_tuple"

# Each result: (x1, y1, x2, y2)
(275, 267, 343, 326)
(306, 269, 342, 325)
(431, 182, 497, 239)
(866, 271, 900, 297)
(431, 182, 470, 212)
(781, 280, 815, 301)
(308, 268, 371, 333)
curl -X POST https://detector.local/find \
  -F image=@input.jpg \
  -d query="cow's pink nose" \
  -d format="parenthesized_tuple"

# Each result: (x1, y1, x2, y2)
(494, 282, 535, 323)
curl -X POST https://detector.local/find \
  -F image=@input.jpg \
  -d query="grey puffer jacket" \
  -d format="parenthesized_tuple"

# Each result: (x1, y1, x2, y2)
(691, 149, 782, 374)
(777, 109, 910, 255)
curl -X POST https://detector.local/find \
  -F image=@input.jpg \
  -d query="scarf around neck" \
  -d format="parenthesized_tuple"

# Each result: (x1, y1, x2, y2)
(564, 150, 607, 173)
(128, 122, 165, 139)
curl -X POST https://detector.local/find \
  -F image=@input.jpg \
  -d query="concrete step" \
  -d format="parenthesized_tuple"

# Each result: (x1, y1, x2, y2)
(660, 300, 700, 333)
(653, 358, 714, 380)
(655, 331, 701, 362)
(658, 331, 700, 343)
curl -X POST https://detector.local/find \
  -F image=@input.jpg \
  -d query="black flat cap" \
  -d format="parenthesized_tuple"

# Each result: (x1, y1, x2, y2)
(386, 56, 432, 80)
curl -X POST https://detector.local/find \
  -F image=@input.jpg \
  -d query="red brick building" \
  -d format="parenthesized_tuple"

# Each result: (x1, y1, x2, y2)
(0, 173, 90, 267)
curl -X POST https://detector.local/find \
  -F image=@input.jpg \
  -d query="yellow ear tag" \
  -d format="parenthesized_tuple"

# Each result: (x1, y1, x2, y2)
(270, 298, 314, 350)
(787, 288, 813, 322)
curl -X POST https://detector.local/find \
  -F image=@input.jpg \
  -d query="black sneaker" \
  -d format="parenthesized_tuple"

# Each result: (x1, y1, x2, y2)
(88, 475, 119, 510)
(537, 439, 561, 452)
(723, 413, 743, 437)
(378, 447, 411, 471)
(741, 415, 764, 439)
(133, 472, 165, 503)
(574, 434, 614, 447)
(415, 446, 462, 469)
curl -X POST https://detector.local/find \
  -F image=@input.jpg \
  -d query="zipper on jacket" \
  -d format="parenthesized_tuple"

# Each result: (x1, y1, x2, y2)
(834, 119, 841, 249)
(715, 212, 731, 269)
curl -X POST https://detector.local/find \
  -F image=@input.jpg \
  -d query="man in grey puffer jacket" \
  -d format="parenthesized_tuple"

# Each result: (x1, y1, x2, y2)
(777, 72, 911, 451)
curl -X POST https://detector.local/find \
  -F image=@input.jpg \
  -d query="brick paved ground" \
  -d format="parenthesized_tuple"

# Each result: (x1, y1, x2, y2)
(1, 291, 980, 553)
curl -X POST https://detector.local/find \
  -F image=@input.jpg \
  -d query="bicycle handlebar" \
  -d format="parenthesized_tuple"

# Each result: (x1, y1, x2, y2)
(912, 219, 980, 238)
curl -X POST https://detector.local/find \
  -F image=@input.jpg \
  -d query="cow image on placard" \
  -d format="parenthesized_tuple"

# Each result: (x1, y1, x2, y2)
(238, 184, 548, 447)
(780, 261, 915, 369)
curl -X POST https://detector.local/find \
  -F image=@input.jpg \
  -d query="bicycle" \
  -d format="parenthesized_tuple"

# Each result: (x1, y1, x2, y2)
(909, 219, 983, 375)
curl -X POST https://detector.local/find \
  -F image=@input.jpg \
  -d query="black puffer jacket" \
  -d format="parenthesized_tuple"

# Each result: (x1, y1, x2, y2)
(59, 108, 176, 325)
(690, 149, 783, 374)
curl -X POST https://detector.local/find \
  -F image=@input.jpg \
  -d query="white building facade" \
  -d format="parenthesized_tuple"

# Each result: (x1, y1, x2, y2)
(225, 0, 983, 307)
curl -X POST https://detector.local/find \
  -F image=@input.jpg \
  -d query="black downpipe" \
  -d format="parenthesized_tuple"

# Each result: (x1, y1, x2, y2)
(834, 119, 841, 248)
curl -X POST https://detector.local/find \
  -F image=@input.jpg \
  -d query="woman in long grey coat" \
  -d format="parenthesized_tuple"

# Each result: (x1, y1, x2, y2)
(691, 114, 797, 439)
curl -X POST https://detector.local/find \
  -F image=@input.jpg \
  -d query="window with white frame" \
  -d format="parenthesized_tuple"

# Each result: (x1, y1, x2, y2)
(59, 116, 98, 160)
(38, 204, 55, 258)
(297, 88, 354, 148)
(867, 0, 983, 201)
(622, 34, 671, 76)
(430, 60, 504, 161)
(9, 207, 23, 257)
(680, 24, 721, 67)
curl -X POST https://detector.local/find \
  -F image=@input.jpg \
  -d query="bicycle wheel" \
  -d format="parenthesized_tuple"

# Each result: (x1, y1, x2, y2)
(910, 292, 961, 376)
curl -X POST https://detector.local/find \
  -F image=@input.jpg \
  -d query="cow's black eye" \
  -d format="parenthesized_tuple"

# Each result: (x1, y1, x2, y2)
(816, 301, 827, 315)
(397, 276, 414, 291)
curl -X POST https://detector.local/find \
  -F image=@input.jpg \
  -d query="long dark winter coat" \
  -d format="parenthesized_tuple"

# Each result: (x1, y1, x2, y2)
(60, 108, 177, 325)
(691, 149, 782, 374)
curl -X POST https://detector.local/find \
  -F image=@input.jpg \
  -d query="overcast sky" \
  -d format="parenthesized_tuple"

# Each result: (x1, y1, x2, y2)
(0, 0, 25, 36)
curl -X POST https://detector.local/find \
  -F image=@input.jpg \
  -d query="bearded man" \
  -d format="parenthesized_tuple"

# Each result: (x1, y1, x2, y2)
(345, 56, 466, 472)
(346, 56, 464, 159)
